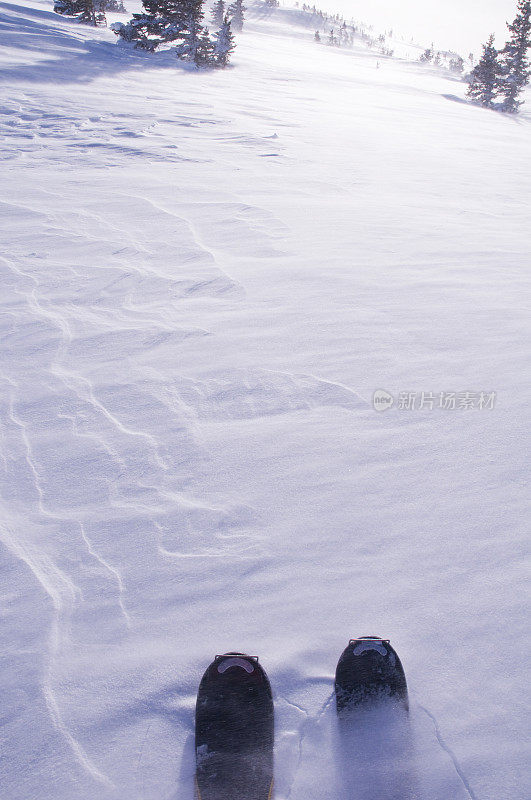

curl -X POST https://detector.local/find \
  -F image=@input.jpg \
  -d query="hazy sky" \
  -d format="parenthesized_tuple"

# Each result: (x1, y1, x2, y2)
(312, 0, 517, 55)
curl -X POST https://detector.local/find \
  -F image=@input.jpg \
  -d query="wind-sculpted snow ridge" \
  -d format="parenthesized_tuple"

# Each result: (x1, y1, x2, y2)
(1, 2, 530, 800)
(177, 369, 367, 421)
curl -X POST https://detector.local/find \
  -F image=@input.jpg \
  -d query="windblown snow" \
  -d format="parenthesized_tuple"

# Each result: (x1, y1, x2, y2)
(1, 2, 530, 800)
(322, 0, 519, 55)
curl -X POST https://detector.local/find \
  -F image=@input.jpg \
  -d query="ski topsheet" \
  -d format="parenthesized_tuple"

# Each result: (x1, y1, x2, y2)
(195, 653, 274, 800)
(335, 636, 408, 714)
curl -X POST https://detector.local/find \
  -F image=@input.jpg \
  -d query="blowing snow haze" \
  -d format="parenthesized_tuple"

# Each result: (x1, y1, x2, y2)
(317, 0, 518, 54)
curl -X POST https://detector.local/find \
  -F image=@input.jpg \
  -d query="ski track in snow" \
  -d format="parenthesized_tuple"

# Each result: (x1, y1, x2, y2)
(419, 704, 478, 800)
(1, 1, 530, 799)
(0, 523, 113, 789)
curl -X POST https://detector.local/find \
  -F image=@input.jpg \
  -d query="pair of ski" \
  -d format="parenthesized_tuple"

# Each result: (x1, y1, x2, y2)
(195, 636, 408, 800)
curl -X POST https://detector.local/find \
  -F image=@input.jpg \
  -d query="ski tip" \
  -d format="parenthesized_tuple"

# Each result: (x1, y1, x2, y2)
(335, 636, 409, 714)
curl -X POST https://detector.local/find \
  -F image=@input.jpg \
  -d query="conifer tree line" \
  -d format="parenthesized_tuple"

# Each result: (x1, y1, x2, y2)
(211, 0, 245, 33)
(304, 0, 530, 113)
(54, 0, 244, 68)
(467, 0, 531, 113)
(111, 0, 243, 66)
(51, 0, 530, 91)
(418, 46, 466, 74)
(300, 3, 394, 58)
(111, 0, 242, 66)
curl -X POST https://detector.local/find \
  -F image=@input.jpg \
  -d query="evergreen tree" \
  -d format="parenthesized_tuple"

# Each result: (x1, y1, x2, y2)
(213, 14, 235, 66)
(101, 0, 127, 10)
(449, 55, 464, 74)
(338, 20, 347, 46)
(498, 0, 531, 113)
(419, 47, 433, 63)
(77, 0, 96, 23)
(113, 0, 238, 67)
(114, 0, 188, 51)
(211, 0, 224, 28)
(196, 27, 216, 65)
(55, 0, 106, 25)
(54, 0, 76, 15)
(227, 0, 245, 32)
(178, 1, 207, 64)
(114, 0, 206, 56)
(314, 30, 320, 42)
(467, 34, 499, 108)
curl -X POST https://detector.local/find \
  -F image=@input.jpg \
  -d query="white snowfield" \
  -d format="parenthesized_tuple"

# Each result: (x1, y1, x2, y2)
(1, 2, 530, 799)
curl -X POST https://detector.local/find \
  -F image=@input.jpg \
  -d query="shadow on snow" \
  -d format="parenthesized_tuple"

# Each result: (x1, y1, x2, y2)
(0, 1, 198, 85)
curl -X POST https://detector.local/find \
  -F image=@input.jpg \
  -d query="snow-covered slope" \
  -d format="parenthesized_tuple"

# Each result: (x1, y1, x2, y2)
(1, 3, 530, 800)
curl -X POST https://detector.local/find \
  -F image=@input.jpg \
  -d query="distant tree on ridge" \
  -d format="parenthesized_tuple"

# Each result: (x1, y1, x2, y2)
(498, 0, 531, 112)
(466, 34, 499, 108)
(211, 0, 225, 28)
(213, 14, 235, 65)
(227, 0, 245, 32)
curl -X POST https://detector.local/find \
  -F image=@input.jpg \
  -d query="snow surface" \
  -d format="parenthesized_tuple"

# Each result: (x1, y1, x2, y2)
(1, 2, 530, 800)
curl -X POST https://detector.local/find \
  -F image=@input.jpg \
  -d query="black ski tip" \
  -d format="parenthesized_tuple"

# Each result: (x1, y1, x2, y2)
(335, 636, 408, 715)
(195, 652, 274, 800)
